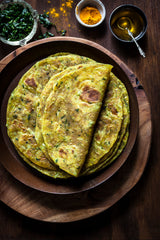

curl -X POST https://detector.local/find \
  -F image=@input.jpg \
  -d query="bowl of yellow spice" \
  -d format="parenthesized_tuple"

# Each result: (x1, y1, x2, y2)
(75, 0, 106, 27)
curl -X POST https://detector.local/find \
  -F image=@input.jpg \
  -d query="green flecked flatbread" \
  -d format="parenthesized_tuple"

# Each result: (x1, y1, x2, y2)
(6, 52, 130, 179)
(6, 53, 95, 175)
(81, 72, 130, 175)
(42, 63, 112, 177)
(16, 147, 70, 179)
(35, 65, 96, 158)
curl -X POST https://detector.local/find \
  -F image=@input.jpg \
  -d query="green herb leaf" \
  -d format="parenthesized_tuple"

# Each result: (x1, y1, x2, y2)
(39, 13, 52, 29)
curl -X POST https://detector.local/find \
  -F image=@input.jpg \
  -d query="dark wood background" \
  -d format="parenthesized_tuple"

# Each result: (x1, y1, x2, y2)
(0, 0, 159, 239)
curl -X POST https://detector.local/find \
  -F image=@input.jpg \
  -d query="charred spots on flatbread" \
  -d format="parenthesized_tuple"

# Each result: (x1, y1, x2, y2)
(80, 85, 101, 103)
(25, 78, 37, 88)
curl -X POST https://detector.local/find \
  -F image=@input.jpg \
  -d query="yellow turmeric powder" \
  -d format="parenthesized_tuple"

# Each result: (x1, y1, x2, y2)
(80, 6, 102, 25)
(45, 0, 74, 31)
(47, 0, 73, 18)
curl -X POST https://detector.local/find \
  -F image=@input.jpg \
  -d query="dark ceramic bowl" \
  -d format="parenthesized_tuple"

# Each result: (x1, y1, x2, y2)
(109, 4, 147, 42)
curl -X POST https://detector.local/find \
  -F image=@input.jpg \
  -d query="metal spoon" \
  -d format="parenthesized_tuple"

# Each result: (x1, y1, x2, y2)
(117, 17, 145, 58)
(125, 27, 145, 58)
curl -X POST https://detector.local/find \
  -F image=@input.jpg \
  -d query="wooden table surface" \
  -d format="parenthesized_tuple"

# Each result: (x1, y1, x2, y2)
(0, 0, 159, 239)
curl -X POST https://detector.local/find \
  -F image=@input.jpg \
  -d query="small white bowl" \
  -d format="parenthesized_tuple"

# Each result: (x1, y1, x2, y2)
(75, 0, 106, 28)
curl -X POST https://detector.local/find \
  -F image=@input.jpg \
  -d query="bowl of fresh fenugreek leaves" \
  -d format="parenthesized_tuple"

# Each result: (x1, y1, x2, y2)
(0, 0, 39, 46)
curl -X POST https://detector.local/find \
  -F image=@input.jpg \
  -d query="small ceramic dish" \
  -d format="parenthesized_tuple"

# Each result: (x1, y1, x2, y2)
(75, 0, 106, 28)
(109, 4, 147, 42)
(0, 0, 39, 46)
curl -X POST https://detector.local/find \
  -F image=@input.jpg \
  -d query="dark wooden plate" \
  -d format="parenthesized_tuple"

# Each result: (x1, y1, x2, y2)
(0, 37, 139, 194)
(0, 83, 151, 222)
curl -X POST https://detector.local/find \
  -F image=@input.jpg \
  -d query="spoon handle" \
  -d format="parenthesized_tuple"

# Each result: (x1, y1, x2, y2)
(127, 29, 146, 58)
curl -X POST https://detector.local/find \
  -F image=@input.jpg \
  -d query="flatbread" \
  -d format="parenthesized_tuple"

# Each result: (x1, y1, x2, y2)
(35, 65, 95, 158)
(42, 63, 112, 176)
(6, 52, 130, 179)
(81, 72, 130, 175)
(6, 54, 94, 175)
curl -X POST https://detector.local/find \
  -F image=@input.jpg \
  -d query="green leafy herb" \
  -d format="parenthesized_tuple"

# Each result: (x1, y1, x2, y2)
(59, 29, 66, 36)
(0, 3, 34, 41)
(37, 12, 66, 39)
(0, 4, 67, 42)
(37, 31, 54, 39)
(39, 13, 52, 29)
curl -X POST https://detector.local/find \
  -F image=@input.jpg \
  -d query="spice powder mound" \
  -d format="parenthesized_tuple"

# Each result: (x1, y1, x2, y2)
(80, 6, 102, 25)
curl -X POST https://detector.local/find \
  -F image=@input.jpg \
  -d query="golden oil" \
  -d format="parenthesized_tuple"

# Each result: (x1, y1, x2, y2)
(110, 8, 145, 41)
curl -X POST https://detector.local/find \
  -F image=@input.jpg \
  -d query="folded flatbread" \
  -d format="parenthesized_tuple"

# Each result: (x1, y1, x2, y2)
(42, 63, 112, 176)
(6, 52, 129, 179)
(6, 53, 95, 177)
(81, 72, 130, 175)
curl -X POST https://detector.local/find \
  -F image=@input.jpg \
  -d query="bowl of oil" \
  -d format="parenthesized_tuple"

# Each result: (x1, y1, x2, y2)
(109, 4, 147, 42)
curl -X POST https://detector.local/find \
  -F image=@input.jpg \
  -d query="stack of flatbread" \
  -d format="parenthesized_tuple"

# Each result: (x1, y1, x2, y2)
(6, 53, 130, 178)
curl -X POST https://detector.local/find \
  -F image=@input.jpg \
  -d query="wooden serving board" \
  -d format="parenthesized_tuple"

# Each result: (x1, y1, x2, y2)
(0, 37, 152, 222)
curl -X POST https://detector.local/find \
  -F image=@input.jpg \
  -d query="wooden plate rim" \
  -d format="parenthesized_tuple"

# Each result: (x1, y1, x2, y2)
(0, 37, 139, 195)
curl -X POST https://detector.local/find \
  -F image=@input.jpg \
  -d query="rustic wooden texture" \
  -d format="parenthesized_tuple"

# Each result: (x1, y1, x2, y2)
(0, 37, 148, 221)
(0, 0, 159, 239)
(0, 80, 151, 222)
